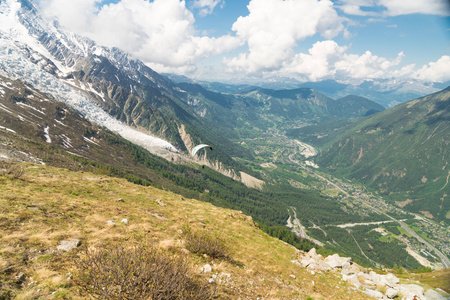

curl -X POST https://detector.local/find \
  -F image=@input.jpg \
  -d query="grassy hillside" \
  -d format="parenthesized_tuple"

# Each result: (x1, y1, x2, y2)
(315, 87, 450, 223)
(0, 163, 374, 299)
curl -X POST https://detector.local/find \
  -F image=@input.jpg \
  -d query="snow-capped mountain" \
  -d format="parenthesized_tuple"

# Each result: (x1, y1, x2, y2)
(0, 0, 184, 157)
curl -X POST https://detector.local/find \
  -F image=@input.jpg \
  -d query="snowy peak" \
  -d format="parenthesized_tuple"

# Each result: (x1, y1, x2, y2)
(0, 0, 182, 158)
(0, 0, 244, 174)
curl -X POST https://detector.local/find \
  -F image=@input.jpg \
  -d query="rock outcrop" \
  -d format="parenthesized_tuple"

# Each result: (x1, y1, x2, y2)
(293, 248, 449, 300)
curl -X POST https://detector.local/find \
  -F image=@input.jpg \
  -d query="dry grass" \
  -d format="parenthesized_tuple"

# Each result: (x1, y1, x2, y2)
(398, 268, 450, 293)
(0, 163, 374, 299)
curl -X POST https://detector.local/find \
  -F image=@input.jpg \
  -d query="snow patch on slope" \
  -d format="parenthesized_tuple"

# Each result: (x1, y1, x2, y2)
(0, 125, 16, 133)
(0, 0, 73, 74)
(43, 126, 51, 143)
(0, 38, 177, 156)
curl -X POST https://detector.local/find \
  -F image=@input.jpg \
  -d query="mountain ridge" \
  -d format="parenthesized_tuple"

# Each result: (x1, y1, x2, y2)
(314, 87, 450, 223)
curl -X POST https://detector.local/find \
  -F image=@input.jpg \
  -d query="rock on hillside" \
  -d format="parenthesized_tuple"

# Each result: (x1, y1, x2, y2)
(293, 248, 450, 300)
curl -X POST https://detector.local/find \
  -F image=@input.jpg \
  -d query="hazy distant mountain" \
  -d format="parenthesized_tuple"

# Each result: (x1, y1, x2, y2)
(175, 84, 385, 142)
(166, 73, 443, 108)
(315, 87, 450, 223)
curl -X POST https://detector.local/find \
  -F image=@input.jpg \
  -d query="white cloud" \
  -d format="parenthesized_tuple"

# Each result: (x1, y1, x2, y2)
(193, 0, 224, 16)
(274, 40, 409, 82)
(39, 0, 241, 73)
(336, 0, 378, 16)
(378, 0, 450, 16)
(39, 0, 100, 32)
(224, 0, 346, 73)
(412, 56, 450, 82)
(337, 0, 450, 16)
(37, 0, 449, 84)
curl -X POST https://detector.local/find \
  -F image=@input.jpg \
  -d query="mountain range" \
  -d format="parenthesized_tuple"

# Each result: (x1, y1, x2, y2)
(1, 0, 450, 296)
(166, 75, 446, 109)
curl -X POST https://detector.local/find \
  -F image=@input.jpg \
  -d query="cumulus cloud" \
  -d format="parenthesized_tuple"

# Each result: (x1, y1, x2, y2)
(193, 0, 224, 16)
(37, 0, 448, 83)
(274, 40, 409, 82)
(224, 0, 346, 73)
(39, 0, 241, 72)
(412, 56, 450, 82)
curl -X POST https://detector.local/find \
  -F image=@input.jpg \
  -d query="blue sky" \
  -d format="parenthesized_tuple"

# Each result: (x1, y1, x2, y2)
(39, 0, 450, 84)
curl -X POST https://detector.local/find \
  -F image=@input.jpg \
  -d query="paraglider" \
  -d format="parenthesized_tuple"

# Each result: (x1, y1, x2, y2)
(191, 144, 213, 156)
(191, 144, 213, 169)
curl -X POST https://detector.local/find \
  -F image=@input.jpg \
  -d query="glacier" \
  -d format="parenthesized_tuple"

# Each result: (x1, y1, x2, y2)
(0, 0, 178, 156)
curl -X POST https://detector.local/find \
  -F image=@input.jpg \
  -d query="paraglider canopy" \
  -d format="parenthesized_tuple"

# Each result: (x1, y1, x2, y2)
(191, 144, 213, 156)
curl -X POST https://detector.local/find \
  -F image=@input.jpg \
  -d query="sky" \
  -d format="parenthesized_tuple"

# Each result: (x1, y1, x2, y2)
(37, 0, 450, 84)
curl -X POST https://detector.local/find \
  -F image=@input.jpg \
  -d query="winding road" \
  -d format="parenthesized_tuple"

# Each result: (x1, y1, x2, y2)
(287, 148, 450, 268)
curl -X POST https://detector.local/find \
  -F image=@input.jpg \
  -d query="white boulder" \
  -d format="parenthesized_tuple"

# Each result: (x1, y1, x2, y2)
(385, 287, 398, 299)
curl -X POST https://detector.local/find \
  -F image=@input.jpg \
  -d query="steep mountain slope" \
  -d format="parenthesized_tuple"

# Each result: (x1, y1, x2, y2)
(0, 0, 250, 177)
(315, 87, 450, 223)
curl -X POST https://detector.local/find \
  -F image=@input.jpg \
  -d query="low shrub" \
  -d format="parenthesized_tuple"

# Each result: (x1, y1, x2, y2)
(0, 161, 24, 179)
(74, 242, 214, 300)
(182, 226, 229, 260)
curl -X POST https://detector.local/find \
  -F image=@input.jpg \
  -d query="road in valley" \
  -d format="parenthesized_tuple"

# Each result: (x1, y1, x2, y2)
(287, 147, 450, 268)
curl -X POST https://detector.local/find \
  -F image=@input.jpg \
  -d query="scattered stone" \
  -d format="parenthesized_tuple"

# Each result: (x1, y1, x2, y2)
(295, 247, 433, 300)
(381, 273, 400, 287)
(324, 253, 351, 269)
(180, 248, 191, 255)
(208, 278, 215, 284)
(15, 273, 26, 283)
(57, 238, 81, 252)
(424, 289, 448, 300)
(148, 211, 167, 221)
(156, 199, 166, 207)
(121, 218, 128, 225)
(308, 248, 317, 257)
(398, 284, 424, 300)
(363, 289, 383, 299)
(200, 264, 212, 273)
(300, 257, 315, 268)
(341, 263, 362, 276)
(307, 260, 331, 272)
(107, 220, 115, 225)
(385, 287, 398, 299)
(342, 274, 361, 289)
